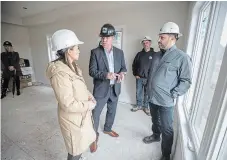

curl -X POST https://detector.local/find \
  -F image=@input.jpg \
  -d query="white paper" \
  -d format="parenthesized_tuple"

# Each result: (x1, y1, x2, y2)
(21, 67, 33, 75)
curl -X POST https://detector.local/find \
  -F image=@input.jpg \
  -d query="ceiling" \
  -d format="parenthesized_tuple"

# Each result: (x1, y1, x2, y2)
(1, 1, 78, 18)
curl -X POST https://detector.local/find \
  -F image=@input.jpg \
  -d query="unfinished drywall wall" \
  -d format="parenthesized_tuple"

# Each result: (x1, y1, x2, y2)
(1, 23, 35, 81)
(28, 1, 190, 104)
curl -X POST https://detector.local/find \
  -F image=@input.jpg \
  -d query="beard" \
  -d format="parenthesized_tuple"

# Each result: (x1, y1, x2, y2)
(158, 43, 166, 49)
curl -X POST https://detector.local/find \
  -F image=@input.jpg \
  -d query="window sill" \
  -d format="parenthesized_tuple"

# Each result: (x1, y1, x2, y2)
(175, 97, 197, 160)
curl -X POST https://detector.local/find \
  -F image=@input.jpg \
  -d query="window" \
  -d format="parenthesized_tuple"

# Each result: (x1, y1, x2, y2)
(180, 1, 227, 160)
(47, 35, 58, 62)
(183, 2, 212, 116)
(194, 19, 226, 143)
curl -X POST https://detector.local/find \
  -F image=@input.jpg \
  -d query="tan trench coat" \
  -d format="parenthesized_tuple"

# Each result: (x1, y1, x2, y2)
(46, 60, 96, 156)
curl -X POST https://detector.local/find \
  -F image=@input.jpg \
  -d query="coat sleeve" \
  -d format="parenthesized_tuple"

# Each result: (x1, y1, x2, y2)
(15, 52, 20, 64)
(171, 55, 192, 98)
(14, 52, 20, 70)
(50, 71, 90, 113)
(1, 53, 9, 68)
(119, 50, 127, 73)
(87, 89, 94, 99)
(89, 50, 108, 80)
(132, 53, 139, 76)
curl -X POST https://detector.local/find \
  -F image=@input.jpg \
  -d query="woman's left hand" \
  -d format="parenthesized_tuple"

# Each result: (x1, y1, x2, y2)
(88, 96, 96, 104)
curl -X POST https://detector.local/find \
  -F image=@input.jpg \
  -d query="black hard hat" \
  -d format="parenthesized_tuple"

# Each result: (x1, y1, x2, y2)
(3, 41, 12, 47)
(99, 23, 116, 37)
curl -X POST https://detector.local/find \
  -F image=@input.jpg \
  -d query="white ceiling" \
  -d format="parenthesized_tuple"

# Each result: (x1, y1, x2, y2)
(1, 1, 78, 18)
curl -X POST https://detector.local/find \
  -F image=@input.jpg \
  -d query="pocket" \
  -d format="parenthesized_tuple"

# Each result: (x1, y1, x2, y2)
(163, 60, 178, 71)
(70, 114, 84, 128)
(160, 61, 178, 89)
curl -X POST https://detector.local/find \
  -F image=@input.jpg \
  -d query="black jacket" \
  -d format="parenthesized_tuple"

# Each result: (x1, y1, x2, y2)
(89, 46, 127, 98)
(1, 51, 22, 77)
(132, 48, 154, 78)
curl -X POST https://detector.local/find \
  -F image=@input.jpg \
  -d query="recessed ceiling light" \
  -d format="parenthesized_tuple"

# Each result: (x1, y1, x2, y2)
(23, 7, 27, 9)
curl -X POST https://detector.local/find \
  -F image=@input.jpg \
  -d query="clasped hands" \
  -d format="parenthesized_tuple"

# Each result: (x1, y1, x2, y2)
(8, 66, 15, 71)
(106, 72, 125, 83)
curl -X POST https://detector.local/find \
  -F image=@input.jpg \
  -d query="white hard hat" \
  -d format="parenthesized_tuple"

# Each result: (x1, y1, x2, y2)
(141, 36, 152, 43)
(159, 22, 183, 37)
(51, 29, 84, 51)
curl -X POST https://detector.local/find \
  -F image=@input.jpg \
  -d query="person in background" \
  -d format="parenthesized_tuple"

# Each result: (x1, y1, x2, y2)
(131, 36, 154, 116)
(1, 41, 22, 99)
(89, 23, 127, 152)
(143, 22, 192, 160)
(46, 29, 96, 160)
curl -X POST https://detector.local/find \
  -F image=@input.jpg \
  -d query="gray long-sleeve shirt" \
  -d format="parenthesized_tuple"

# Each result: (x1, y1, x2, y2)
(147, 45, 192, 107)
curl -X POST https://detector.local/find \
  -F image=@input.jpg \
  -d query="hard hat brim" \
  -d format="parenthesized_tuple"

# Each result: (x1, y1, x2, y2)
(77, 40, 84, 44)
(159, 32, 183, 37)
(141, 39, 152, 44)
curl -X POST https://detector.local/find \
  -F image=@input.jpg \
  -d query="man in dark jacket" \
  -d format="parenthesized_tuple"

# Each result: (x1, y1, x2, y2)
(89, 23, 127, 152)
(1, 41, 22, 99)
(131, 36, 154, 116)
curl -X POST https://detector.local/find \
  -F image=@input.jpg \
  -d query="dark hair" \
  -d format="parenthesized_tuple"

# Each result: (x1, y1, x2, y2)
(53, 46, 74, 63)
(169, 33, 179, 41)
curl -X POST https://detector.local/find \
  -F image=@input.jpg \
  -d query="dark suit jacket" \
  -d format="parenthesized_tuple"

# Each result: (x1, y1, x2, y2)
(89, 46, 127, 98)
(1, 52, 22, 77)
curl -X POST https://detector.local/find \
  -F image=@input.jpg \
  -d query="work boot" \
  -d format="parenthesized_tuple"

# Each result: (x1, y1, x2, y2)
(143, 134, 161, 144)
(143, 108, 151, 116)
(17, 90, 21, 96)
(131, 106, 142, 112)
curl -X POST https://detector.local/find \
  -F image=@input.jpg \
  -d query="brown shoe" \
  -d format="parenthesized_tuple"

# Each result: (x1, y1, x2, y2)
(103, 130, 119, 137)
(90, 141, 97, 153)
(90, 134, 99, 153)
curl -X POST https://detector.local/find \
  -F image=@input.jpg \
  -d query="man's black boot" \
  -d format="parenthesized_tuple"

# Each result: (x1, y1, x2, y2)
(143, 134, 161, 144)
(160, 155, 170, 160)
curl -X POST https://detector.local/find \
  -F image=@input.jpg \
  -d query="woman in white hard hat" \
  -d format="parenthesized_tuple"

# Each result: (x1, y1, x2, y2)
(46, 29, 96, 160)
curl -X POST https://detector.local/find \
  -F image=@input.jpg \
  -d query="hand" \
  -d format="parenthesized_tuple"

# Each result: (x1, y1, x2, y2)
(106, 72, 119, 80)
(8, 66, 15, 71)
(88, 96, 96, 104)
(135, 76, 140, 79)
(117, 72, 125, 83)
(88, 100, 96, 110)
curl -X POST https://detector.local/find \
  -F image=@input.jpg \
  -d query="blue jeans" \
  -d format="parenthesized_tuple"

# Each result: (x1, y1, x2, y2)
(149, 103, 174, 157)
(136, 78, 148, 108)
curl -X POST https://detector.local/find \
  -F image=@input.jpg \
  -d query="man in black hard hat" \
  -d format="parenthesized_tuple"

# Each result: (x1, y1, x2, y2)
(89, 23, 127, 152)
(1, 41, 22, 99)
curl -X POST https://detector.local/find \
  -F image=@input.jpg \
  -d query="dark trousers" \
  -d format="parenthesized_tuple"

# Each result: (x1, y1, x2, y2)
(136, 78, 148, 108)
(149, 103, 174, 157)
(2, 75, 20, 91)
(92, 86, 119, 133)
(67, 153, 81, 160)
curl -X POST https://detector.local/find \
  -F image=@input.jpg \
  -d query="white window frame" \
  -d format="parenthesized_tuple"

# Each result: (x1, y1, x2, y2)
(189, 1, 219, 150)
(182, 1, 212, 118)
(178, 1, 227, 160)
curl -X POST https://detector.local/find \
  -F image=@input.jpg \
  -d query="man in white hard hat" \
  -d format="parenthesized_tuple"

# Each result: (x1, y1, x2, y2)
(143, 22, 192, 160)
(131, 36, 154, 116)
